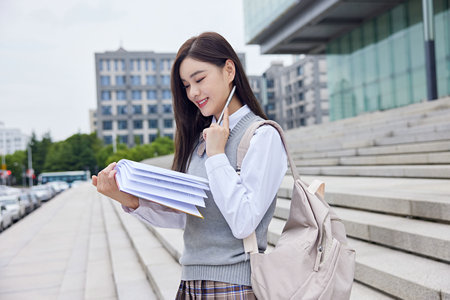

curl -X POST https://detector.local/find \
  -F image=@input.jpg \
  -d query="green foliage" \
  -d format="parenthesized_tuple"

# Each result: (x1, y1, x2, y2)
(3, 132, 175, 185)
(5, 150, 27, 185)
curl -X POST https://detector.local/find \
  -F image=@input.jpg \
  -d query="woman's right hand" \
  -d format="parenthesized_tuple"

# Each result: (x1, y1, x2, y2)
(92, 162, 139, 209)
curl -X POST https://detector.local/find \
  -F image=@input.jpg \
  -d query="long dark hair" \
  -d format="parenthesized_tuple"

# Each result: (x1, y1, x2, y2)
(170, 32, 267, 172)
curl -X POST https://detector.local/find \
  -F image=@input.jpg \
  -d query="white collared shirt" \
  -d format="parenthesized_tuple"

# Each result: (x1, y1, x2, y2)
(123, 105, 287, 239)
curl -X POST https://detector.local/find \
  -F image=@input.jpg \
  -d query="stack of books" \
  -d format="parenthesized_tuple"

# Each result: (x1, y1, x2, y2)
(115, 159, 209, 218)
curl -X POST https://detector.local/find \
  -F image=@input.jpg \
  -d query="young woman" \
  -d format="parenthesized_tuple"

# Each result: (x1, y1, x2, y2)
(93, 32, 287, 299)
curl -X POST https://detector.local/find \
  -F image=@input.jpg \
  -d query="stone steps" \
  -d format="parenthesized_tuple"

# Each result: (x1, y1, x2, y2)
(84, 193, 117, 300)
(296, 165, 450, 179)
(267, 217, 450, 300)
(101, 196, 156, 300)
(275, 199, 450, 262)
(293, 140, 450, 159)
(110, 200, 181, 300)
(278, 176, 450, 222)
(296, 151, 450, 166)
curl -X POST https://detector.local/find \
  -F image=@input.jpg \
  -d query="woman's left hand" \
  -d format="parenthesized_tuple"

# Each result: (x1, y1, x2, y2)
(203, 107, 230, 157)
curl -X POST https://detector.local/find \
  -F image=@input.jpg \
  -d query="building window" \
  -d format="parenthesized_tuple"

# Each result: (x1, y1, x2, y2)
(145, 59, 149, 71)
(132, 90, 142, 100)
(130, 75, 141, 86)
(132, 105, 142, 115)
(267, 92, 275, 100)
(133, 120, 143, 129)
(161, 75, 170, 85)
(148, 105, 158, 114)
(151, 59, 156, 71)
(114, 60, 119, 71)
(117, 105, 127, 115)
(101, 91, 111, 101)
(116, 75, 126, 86)
(295, 105, 304, 114)
(148, 119, 158, 128)
(287, 109, 293, 117)
(134, 134, 143, 145)
(297, 66, 303, 76)
(118, 135, 128, 144)
(103, 136, 112, 145)
(136, 59, 141, 71)
(149, 134, 157, 142)
(100, 76, 110, 86)
(130, 59, 134, 71)
(287, 120, 294, 129)
(298, 93, 304, 101)
(101, 106, 112, 116)
(99, 59, 103, 71)
(266, 79, 274, 88)
(163, 119, 173, 128)
(147, 90, 157, 100)
(118, 120, 128, 129)
(162, 104, 172, 113)
(285, 85, 292, 93)
(165, 133, 173, 140)
(121, 59, 125, 71)
(146, 75, 156, 85)
(286, 97, 292, 105)
(102, 121, 112, 130)
(162, 90, 171, 99)
(297, 80, 303, 88)
(117, 90, 126, 100)
(106, 60, 110, 71)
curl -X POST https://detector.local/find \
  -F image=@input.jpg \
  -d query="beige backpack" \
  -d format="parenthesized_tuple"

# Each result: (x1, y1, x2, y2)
(237, 120, 356, 300)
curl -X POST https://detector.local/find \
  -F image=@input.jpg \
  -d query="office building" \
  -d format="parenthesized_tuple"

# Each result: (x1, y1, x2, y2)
(94, 48, 176, 147)
(0, 122, 29, 155)
(243, 0, 450, 121)
(260, 56, 328, 129)
(95, 48, 247, 147)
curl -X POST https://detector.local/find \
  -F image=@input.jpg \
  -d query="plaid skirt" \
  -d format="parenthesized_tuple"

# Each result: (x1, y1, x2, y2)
(176, 280, 257, 299)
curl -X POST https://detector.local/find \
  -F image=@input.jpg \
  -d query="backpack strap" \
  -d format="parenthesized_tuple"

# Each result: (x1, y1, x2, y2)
(237, 120, 300, 254)
(237, 120, 300, 181)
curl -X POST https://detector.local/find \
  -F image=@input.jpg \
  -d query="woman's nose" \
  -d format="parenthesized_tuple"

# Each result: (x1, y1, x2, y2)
(188, 85, 199, 100)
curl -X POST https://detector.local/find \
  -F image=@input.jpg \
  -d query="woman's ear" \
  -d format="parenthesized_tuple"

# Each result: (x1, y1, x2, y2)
(224, 59, 236, 84)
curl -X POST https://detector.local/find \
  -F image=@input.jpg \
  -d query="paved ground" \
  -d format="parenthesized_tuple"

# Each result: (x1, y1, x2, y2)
(0, 184, 119, 300)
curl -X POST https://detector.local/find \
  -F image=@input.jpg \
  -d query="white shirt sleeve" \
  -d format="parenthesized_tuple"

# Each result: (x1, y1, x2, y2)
(121, 198, 186, 229)
(205, 125, 288, 239)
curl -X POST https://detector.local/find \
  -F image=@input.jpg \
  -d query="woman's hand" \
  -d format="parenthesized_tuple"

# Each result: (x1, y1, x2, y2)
(203, 107, 230, 157)
(92, 162, 139, 209)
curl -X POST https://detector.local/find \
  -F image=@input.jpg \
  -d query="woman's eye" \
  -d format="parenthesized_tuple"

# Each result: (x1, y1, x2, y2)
(196, 77, 205, 83)
(183, 85, 190, 89)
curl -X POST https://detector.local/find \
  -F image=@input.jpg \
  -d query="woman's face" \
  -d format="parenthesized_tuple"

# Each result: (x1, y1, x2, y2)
(179, 57, 234, 119)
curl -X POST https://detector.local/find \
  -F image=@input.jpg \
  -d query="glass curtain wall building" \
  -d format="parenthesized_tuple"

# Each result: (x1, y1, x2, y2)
(327, 0, 450, 120)
(244, 0, 450, 121)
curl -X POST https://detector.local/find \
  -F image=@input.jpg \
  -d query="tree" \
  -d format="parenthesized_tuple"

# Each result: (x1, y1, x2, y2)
(5, 150, 27, 185)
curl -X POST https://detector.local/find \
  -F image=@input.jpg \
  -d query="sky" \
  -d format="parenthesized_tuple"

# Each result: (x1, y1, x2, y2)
(0, 0, 293, 142)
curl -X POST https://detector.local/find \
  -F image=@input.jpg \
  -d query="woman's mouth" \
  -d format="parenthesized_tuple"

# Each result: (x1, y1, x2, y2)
(196, 97, 209, 108)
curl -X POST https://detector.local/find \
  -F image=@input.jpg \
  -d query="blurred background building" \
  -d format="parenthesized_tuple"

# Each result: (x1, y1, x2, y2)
(94, 48, 176, 148)
(243, 0, 450, 121)
(0, 122, 29, 155)
(94, 49, 247, 147)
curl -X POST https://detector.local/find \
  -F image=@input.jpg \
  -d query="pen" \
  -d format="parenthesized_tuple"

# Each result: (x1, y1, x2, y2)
(217, 85, 236, 125)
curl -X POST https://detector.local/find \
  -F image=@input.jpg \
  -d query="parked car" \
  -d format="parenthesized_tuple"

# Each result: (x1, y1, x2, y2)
(28, 192, 41, 209)
(0, 203, 14, 232)
(31, 185, 53, 202)
(0, 194, 26, 222)
(70, 180, 85, 188)
(19, 193, 34, 214)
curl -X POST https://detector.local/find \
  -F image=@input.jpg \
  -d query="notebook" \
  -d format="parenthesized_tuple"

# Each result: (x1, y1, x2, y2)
(115, 159, 209, 218)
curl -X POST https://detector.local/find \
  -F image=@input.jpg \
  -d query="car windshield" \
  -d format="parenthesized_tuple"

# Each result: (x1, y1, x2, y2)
(32, 186, 47, 191)
(0, 199, 18, 205)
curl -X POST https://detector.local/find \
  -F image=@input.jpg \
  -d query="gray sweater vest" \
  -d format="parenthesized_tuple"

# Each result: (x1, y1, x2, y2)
(181, 111, 277, 286)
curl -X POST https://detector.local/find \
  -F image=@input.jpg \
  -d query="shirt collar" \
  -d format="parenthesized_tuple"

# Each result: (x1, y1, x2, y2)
(212, 105, 251, 131)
